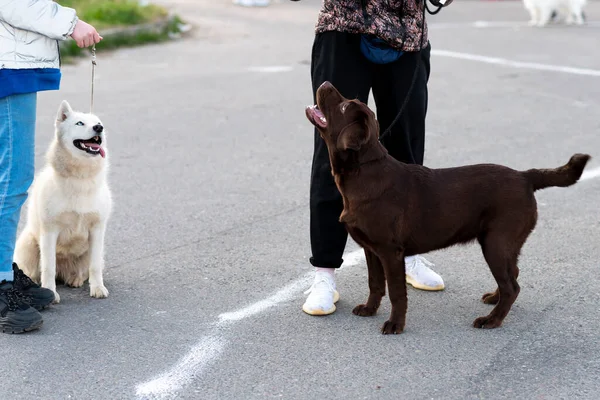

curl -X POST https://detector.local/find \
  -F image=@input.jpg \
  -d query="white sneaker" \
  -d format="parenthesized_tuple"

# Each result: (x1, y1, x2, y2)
(302, 271, 340, 316)
(405, 255, 445, 291)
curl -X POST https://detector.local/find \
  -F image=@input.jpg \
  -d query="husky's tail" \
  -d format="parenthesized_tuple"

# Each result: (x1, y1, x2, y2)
(522, 154, 591, 191)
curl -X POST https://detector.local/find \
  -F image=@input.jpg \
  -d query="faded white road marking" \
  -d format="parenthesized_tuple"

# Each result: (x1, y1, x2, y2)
(254, 49, 600, 78)
(135, 248, 365, 399)
(247, 65, 293, 73)
(581, 166, 600, 181)
(428, 20, 600, 29)
(218, 272, 313, 324)
(219, 248, 365, 324)
(432, 49, 600, 77)
(218, 248, 366, 324)
(339, 248, 366, 269)
(136, 336, 226, 400)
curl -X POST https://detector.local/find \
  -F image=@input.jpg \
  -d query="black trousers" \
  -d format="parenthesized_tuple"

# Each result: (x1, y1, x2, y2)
(309, 31, 432, 269)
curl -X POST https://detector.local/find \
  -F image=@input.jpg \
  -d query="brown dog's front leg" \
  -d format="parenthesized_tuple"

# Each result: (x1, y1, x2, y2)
(353, 249, 386, 317)
(380, 249, 408, 335)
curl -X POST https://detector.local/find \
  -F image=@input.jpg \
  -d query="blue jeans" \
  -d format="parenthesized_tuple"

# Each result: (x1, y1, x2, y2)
(0, 93, 36, 282)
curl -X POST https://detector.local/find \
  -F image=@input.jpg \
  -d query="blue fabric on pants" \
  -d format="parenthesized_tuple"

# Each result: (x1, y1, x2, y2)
(0, 93, 37, 282)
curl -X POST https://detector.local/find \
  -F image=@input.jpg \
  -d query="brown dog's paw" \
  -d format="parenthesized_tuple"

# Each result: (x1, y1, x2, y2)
(481, 291, 499, 305)
(473, 315, 503, 329)
(381, 320, 404, 335)
(352, 304, 378, 317)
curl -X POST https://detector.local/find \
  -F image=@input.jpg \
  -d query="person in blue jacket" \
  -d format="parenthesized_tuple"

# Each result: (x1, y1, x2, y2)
(0, 0, 102, 334)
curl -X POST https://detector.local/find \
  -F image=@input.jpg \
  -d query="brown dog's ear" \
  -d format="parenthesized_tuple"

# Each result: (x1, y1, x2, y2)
(337, 105, 374, 151)
(337, 121, 367, 151)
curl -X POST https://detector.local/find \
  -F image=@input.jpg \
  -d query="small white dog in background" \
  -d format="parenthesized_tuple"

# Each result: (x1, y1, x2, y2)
(524, 0, 587, 26)
(14, 101, 112, 303)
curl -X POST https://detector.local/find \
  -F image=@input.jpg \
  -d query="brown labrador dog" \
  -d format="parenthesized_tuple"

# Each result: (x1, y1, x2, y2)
(306, 81, 591, 335)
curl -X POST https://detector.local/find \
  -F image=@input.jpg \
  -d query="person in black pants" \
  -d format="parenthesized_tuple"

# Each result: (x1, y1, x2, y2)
(302, 0, 448, 316)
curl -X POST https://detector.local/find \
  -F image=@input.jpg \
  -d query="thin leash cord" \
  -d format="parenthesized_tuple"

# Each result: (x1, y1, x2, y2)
(378, 0, 442, 143)
(90, 45, 97, 113)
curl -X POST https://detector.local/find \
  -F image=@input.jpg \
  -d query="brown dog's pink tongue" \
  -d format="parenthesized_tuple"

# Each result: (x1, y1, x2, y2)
(87, 143, 105, 158)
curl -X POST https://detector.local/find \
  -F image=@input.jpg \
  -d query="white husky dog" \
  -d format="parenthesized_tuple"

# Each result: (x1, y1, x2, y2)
(14, 101, 112, 303)
(524, 0, 586, 26)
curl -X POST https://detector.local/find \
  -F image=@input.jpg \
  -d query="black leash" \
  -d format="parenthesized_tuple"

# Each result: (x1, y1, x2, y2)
(378, 0, 443, 143)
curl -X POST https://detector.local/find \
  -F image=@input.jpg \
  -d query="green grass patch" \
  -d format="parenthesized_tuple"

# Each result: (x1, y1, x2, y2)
(58, 0, 168, 30)
(57, 0, 185, 63)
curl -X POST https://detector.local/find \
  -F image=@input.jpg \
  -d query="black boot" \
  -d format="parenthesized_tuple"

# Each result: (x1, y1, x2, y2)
(12, 263, 55, 311)
(0, 280, 43, 334)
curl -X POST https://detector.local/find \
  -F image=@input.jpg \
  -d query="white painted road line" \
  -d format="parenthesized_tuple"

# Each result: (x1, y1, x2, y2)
(136, 336, 226, 400)
(135, 248, 366, 400)
(247, 65, 294, 73)
(428, 20, 600, 29)
(246, 51, 600, 78)
(218, 272, 313, 324)
(218, 248, 365, 325)
(581, 166, 600, 181)
(432, 49, 600, 77)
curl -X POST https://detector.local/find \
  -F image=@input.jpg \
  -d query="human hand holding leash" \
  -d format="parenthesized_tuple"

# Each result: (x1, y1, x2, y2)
(71, 20, 103, 48)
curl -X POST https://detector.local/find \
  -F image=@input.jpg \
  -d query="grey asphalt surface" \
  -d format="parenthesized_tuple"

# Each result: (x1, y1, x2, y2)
(2, 0, 600, 399)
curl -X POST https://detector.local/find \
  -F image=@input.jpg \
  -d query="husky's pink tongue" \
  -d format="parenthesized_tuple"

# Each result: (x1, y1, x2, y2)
(87, 143, 105, 158)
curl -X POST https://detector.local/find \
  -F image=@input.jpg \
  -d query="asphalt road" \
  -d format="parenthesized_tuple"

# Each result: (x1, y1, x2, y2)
(2, 0, 600, 399)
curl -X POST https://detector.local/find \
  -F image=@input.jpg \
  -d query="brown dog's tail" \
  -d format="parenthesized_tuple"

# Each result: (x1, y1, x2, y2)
(522, 153, 591, 191)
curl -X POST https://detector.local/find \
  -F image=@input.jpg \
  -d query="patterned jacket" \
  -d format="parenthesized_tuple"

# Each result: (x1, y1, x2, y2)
(315, 0, 448, 52)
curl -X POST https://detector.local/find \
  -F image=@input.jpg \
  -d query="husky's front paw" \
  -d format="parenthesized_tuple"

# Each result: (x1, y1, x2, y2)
(90, 285, 109, 298)
(52, 291, 61, 304)
(65, 274, 86, 288)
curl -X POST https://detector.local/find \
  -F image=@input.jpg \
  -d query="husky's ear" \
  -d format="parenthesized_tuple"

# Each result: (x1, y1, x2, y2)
(56, 100, 73, 124)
